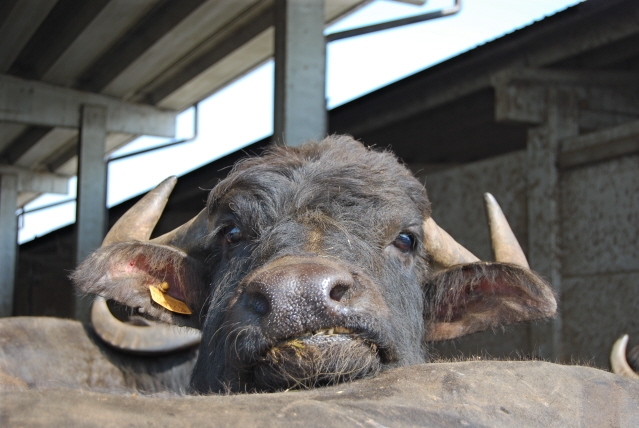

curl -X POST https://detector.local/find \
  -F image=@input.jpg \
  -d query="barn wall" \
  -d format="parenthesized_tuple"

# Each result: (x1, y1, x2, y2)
(416, 149, 639, 369)
(14, 227, 75, 318)
(560, 154, 639, 368)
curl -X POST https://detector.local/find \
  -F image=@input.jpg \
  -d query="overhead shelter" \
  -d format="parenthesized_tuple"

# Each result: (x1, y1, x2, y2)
(11, 0, 638, 369)
(0, 0, 382, 319)
(329, 0, 639, 365)
(16, 0, 639, 370)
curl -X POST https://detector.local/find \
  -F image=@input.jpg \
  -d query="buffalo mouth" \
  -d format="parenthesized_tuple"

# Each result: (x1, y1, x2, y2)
(250, 327, 383, 392)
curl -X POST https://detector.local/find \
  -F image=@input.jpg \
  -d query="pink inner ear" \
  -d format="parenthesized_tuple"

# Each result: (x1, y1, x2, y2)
(109, 254, 189, 304)
(123, 259, 140, 272)
(435, 272, 530, 323)
(427, 263, 555, 341)
(109, 256, 147, 278)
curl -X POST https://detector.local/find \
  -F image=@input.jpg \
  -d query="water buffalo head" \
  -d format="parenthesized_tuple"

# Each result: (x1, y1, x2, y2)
(73, 136, 556, 393)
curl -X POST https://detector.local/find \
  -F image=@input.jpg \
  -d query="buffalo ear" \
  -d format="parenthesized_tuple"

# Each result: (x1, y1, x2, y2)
(72, 241, 207, 328)
(424, 262, 556, 342)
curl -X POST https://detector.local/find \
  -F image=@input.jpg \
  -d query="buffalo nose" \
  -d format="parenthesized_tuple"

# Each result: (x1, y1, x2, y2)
(329, 282, 349, 302)
(245, 291, 271, 317)
(241, 258, 357, 330)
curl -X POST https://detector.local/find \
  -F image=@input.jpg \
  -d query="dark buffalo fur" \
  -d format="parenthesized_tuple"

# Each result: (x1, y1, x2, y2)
(73, 135, 555, 394)
(188, 136, 430, 392)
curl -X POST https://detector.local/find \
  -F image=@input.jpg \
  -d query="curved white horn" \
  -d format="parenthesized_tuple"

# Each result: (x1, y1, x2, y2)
(151, 208, 210, 251)
(92, 297, 201, 354)
(424, 194, 530, 271)
(423, 217, 479, 268)
(103, 176, 177, 246)
(611, 335, 639, 380)
(483, 193, 529, 268)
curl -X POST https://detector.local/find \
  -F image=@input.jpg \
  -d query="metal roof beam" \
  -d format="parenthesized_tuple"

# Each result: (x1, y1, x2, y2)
(0, 126, 51, 164)
(0, 173, 18, 316)
(0, 74, 177, 137)
(76, 0, 209, 93)
(326, 0, 459, 42)
(141, 6, 273, 105)
(0, 0, 58, 73)
(7, 0, 110, 80)
(0, 165, 69, 194)
(0, 123, 28, 153)
(274, 0, 326, 146)
(74, 104, 107, 322)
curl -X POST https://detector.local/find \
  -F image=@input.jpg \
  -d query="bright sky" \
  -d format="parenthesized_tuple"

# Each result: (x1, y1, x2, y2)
(18, 0, 585, 244)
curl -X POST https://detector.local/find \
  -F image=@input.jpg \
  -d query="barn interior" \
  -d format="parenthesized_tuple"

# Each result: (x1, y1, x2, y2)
(2, 0, 638, 370)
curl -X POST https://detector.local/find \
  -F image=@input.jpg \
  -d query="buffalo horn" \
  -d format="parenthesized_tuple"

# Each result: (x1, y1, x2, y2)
(151, 208, 210, 251)
(92, 297, 201, 353)
(611, 335, 639, 380)
(424, 193, 529, 269)
(91, 176, 202, 353)
(102, 176, 178, 246)
(423, 217, 480, 268)
(483, 193, 529, 268)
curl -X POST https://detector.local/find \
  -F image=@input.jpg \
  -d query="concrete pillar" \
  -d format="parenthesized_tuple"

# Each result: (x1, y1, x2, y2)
(0, 173, 18, 317)
(274, 0, 326, 147)
(527, 88, 578, 361)
(75, 104, 107, 322)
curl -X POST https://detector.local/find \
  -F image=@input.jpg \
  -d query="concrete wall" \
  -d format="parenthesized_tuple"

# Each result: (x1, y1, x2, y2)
(416, 150, 639, 369)
(560, 154, 639, 368)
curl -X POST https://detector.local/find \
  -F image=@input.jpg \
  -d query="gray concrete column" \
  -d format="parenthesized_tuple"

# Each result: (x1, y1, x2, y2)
(527, 88, 578, 362)
(75, 104, 107, 322)
(0, 173, 18, 317)
(274, 0, 326, 147)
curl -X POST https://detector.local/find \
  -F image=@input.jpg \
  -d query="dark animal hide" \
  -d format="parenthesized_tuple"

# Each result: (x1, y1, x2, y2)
(71, 135, 556, 394)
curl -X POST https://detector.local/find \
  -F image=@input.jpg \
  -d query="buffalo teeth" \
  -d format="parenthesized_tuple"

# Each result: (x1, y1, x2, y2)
(312, 327, 353, 336)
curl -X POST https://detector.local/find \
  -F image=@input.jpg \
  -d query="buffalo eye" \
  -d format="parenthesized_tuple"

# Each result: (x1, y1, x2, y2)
(223, 225, 243, 245)
(393, 233, 414, 253)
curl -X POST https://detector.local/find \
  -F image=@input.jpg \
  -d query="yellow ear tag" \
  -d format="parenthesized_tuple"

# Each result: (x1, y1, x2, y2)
(149, 284, 192, 315)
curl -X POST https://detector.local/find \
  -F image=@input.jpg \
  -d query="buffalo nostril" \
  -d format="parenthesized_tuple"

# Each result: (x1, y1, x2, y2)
(329, 283, 350, 302)
(245, 292, 270, 317)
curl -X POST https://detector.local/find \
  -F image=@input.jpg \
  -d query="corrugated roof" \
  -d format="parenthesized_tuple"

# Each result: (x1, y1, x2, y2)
(0, 0, 368, 207)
